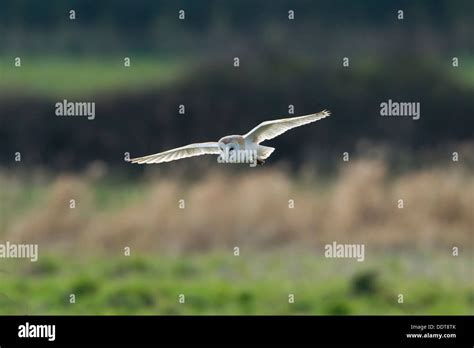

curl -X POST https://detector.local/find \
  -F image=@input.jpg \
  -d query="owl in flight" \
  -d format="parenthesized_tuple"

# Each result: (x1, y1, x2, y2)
(130, 110, 330, 165)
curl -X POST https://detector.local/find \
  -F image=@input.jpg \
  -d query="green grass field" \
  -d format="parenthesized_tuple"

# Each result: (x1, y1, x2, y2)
(0, 56, 190, 97)
(0, 251, 471, 315)
(2, 55, 473, 98)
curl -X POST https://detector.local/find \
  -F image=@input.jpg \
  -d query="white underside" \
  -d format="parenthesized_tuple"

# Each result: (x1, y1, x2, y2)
(243, 138, 275, 160)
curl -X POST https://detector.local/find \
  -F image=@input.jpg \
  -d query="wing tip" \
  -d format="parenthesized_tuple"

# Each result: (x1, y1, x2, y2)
(129, 157, 148, 164)
(322, 109, 331, 117)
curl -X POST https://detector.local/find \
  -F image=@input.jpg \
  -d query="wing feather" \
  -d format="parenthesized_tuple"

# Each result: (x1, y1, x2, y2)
(244, 110, 330, 144)
(130, 142, 220, 164)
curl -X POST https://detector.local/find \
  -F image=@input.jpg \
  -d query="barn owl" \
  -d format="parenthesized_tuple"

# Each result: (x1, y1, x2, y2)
(130, 110, 330, 165)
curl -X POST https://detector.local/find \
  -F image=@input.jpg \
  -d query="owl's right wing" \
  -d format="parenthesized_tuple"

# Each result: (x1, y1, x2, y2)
(130, 142, 220, 164)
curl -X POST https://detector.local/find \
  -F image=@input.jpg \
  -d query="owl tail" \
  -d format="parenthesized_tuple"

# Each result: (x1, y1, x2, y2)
(257, 145, 275, 160)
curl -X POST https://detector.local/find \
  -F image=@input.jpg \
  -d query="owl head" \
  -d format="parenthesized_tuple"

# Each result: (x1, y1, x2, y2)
(218, 135, 243, 154)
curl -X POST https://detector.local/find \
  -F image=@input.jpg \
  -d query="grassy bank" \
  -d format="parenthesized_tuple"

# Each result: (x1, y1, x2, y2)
(0, 251, 471, 315)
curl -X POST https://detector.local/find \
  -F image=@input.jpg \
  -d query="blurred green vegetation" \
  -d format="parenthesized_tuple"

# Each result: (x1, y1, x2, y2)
(2, 54, 474, 98)
(449, 56, 474, 89)
(0, 252, 471, 315)
(0, 56, 190, 97)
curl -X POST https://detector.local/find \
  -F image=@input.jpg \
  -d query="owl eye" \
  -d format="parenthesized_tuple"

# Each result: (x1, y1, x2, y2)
(228, 145, 235, 152)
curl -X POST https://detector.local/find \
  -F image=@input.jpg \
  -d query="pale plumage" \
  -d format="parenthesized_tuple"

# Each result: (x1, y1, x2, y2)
(130, 142, 220, 164)
(130, 110, 330, 165)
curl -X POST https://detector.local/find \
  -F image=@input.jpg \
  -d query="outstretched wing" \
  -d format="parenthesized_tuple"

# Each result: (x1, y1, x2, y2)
(244, 110, 330, 144)
(130, 142, 220, 164)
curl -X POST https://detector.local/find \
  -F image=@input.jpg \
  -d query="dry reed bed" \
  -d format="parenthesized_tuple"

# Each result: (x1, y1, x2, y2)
(2, 160, 473, 253)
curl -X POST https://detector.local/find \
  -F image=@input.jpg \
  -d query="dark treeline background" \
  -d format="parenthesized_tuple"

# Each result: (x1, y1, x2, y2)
(1, 0, 472, 54)
(0, 0, 473, 172)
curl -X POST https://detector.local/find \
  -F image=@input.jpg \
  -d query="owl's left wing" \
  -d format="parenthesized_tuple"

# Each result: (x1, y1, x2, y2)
(244, 110, 330, 144)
